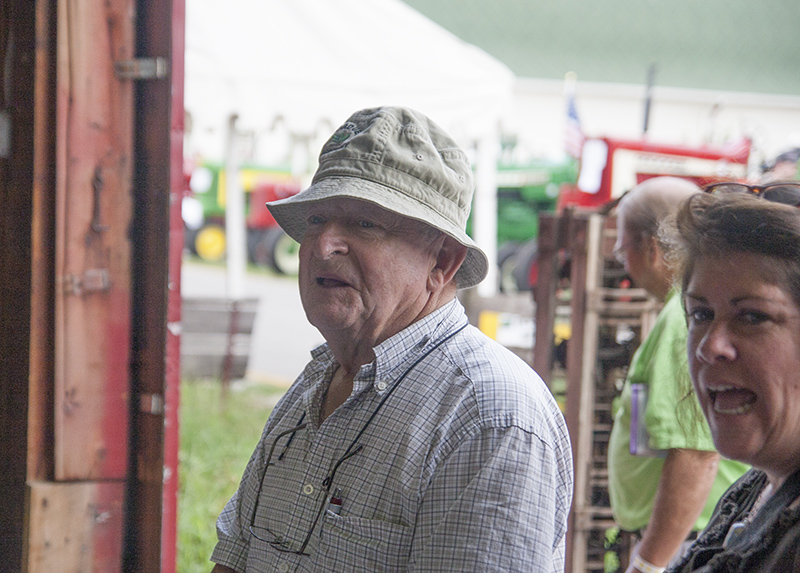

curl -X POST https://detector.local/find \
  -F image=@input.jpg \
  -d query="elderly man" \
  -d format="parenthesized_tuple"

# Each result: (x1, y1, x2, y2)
(607, 177, 749, 573)
(210, 107, 573, 572)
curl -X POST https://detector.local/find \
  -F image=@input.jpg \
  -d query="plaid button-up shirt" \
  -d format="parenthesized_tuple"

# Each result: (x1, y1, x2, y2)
(212, 299, 573, 572)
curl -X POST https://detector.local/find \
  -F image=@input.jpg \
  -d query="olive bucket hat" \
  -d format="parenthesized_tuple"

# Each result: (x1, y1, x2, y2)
(266, 106, 488, 289)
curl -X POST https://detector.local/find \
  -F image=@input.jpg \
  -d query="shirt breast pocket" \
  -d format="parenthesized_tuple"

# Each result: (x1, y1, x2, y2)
(319, 512, 413, 571)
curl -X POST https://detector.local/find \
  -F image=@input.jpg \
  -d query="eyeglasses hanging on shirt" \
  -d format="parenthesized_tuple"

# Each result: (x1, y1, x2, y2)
(247, 321, 469, 555)
(248, 412, 362, 555)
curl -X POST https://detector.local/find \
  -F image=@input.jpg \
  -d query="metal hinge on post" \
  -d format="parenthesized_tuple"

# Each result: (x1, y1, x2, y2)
(139, 393, 165, 415)
(114, 57, 169, 80)
(62, 269, 112, 296)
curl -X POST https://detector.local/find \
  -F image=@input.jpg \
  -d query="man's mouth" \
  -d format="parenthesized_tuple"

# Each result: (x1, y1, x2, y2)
(708, 385, 757, 415)
(315, 276, 349, 288)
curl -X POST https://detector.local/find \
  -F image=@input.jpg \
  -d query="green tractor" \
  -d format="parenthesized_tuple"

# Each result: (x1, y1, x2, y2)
(472, 159, 578, 292)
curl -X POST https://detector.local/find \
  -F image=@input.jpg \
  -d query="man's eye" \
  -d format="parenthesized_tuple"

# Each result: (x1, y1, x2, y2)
(307, 215, 324, 225)
(358, 220, 375, 229)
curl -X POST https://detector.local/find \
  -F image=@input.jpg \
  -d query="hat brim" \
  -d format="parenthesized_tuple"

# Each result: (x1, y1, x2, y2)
(267, 176, 488, 289)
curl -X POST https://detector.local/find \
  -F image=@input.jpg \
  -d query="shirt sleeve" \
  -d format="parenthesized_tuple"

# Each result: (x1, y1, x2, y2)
(642, 297, 716, 451)
(211, 489, 250, 573)
(408, 423, 571, 573)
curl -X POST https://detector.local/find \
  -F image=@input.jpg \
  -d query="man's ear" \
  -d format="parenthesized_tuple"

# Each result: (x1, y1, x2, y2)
(646, 234, 662, 266)
(428, 235, 467, 291)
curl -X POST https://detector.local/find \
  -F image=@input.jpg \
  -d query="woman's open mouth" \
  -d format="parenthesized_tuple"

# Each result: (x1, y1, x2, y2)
(708, 385, 757, 415)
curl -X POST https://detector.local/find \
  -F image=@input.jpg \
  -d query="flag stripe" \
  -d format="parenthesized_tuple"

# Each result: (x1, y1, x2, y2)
(564, 94, 585, 159)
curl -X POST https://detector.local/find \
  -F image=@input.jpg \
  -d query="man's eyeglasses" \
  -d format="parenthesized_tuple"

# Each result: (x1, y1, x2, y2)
(248, 418, 363, 555)
(703, 181, 800, 207)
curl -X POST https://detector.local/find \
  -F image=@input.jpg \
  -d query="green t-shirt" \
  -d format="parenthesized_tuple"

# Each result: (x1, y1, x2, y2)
(607, 290, 749, 531)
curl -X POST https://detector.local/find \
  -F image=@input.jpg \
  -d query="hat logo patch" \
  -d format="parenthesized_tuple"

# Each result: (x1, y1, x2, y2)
(323, 122, 361, 154)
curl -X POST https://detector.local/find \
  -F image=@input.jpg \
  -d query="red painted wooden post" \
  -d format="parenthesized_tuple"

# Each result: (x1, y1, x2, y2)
(54, 0, 135, 483)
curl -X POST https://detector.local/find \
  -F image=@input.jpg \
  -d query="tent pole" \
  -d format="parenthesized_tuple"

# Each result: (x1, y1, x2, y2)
(225, 114, 246, 301)
(474, 130, 499, 297)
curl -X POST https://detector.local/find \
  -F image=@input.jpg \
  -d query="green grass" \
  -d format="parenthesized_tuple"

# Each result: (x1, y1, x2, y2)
(177, 380, 287, 572)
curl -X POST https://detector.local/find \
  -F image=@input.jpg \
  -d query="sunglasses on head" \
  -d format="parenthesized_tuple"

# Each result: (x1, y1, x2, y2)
(703, 181, 800, 207)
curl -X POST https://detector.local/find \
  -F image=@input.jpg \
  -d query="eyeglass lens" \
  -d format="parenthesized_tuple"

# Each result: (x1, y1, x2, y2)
(707, 183, 751, 195)
(707, 183, 800, 206)
(762, 185, 800, 206)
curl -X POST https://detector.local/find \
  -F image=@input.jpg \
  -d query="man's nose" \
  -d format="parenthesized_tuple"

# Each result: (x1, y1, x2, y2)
(312, 223, 349, 259)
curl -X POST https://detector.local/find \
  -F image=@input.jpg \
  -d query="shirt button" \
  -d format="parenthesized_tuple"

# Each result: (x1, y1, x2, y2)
(302, 483, 314, 495)
(376, 381, 387, 391)
(278, 562, 290, 573)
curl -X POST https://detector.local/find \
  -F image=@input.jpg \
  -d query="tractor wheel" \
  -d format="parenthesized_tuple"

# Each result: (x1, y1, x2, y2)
(184, 226, 200, 256)
(268, 229, 300, 276)
(511, 239, 539, 292)
(255, 228, 300, 275)
(497, 242, 521, 293)
(247, 229, 269, 265)
(194, 224, 226, 262)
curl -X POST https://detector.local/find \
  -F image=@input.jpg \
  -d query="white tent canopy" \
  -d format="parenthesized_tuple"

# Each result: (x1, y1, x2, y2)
(185, 0, 514, 152)
(185, 0, 515, 295)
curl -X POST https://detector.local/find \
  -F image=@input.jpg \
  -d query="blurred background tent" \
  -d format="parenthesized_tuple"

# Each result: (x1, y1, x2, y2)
(184, 0, 515, 165)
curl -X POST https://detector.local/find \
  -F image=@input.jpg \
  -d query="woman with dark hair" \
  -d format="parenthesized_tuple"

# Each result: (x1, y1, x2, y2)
(663, 183, 800, 572)
(607, 177, 748, 573)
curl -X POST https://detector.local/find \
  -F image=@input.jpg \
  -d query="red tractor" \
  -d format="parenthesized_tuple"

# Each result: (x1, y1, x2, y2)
(246, 180, 302, 274)
(558, 136, 751, 211)
(182, 162, 302, 274)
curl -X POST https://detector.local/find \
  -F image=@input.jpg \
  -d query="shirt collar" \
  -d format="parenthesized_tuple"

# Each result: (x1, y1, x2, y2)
(304, 298, 466, 397)
(368, 298, 465, 393)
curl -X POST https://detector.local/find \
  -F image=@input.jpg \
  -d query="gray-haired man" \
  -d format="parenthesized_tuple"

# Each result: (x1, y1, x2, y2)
(211, 106, 573, 573)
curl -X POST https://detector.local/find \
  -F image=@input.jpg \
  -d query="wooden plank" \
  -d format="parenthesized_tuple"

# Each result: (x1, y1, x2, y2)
(180, 298, 258, 380)
(28, 0, 58, 485)
(564, 215, 592, 573)
(0, 1, 37, 567)
(532, 214, 559, 386)
(181, 297, 259, 333)
(119, 0, 180, 565)
(53, 0, 135, 480)
(25, 481, 124, 573)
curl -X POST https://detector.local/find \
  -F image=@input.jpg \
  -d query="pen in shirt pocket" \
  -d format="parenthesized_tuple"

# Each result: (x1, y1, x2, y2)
(327, 488, 343, 515)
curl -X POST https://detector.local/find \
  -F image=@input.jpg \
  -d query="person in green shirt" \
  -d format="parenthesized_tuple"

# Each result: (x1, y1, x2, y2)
(607, 177, 749, 573)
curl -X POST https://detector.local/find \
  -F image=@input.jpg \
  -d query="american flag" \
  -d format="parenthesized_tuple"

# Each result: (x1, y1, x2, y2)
(564, 91, 585, 159)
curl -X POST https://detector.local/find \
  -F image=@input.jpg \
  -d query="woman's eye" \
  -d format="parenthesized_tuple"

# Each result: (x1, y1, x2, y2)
(687, 307, 713, 323)
(739, 310, 769, 325)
